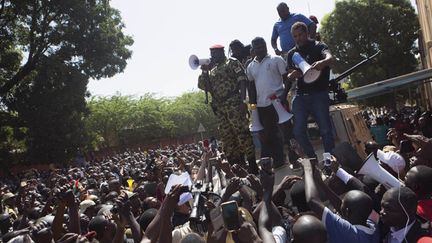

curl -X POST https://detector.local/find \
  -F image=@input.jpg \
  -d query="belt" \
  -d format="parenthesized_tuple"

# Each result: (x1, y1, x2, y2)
(296, 90, 327, 96)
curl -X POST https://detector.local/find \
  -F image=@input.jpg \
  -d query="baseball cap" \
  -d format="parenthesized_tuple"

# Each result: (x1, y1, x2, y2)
(79, 199, 96, 214)
(377, 150, 406, 174)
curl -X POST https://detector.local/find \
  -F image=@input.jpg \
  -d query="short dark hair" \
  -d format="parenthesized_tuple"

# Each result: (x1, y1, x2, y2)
(251, 37, 266, 48)
(139, 208, 158, 231)
(277, 2, 288, 10)
(291, 22, 308, 34)
(386, 187, 418, 215)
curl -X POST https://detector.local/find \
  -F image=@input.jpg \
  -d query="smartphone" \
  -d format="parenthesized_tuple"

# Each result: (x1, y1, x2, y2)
(221, 200, 240, 232)
(209, 207, 224, 231)
(260, 157, 273, 173)
(322, 153, 332, 176)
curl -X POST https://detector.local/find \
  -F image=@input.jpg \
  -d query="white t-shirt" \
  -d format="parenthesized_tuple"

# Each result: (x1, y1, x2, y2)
(247, 55, 286, 107)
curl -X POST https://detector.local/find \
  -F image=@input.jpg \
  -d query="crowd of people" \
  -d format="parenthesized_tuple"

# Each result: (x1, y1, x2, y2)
(1, 122, 432, 243)
(2, 1, 432, 242)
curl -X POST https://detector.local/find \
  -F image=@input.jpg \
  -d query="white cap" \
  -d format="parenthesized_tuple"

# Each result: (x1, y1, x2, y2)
(79, 199, 96, 214)
(377, 150, 406, 174)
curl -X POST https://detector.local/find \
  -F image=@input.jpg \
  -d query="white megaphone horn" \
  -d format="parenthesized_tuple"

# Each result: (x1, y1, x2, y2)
(189, 55, 211, 70)
(292, 52, 321, 83)
(250, 108, 264, 132)
(357, 153, 403, 189)
(271, 98, 293, 124)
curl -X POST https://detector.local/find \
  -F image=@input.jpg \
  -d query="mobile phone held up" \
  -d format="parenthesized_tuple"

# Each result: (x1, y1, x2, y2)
(260, 157, 273, 174)
(221, 200, 240, 232)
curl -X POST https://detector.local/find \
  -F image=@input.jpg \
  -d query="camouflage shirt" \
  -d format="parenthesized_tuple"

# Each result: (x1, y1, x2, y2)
(198, 58, 247, 107)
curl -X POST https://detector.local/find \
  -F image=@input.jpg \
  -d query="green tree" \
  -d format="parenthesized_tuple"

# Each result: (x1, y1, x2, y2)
(7, 58, 89, 164)
(165, 92, 218, 138)
(320, 0, 418, 105)
(84, 92, 218, 149)
(0, 0, 133, 97)
(86, 95, 135, 148)
(0, 0, 133, 164)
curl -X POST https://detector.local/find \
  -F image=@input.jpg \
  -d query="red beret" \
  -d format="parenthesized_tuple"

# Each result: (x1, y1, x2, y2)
(309, 15, 319, 24)
(210, 44, 224, 49)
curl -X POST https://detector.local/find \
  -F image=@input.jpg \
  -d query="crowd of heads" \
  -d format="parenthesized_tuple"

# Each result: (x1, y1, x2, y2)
(1, 105, 431, 242)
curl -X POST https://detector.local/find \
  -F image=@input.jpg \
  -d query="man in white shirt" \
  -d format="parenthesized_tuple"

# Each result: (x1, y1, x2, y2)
(247, 37, 291, 168)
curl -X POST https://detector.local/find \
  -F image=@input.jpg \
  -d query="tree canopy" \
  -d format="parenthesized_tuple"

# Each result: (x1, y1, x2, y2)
(0, 0, 133, 164)
(85, 92, 218, 150)
(0, 0, 133, 98)
(320, 0, 418, 91)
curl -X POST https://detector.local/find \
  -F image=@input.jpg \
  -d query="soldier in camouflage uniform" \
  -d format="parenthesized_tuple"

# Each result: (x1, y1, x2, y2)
(198, 44, 258, 174)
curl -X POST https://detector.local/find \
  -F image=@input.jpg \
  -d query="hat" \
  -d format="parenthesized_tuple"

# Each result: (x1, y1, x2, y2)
(309, 15, 319, 24)
(210, 44, 224, 49)
(2, 192, 16, 201)
(377, 150, 406, 174)
(79, 199, 96, 214)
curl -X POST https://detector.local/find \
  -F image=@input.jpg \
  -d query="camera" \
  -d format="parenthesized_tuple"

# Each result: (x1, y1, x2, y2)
(260, 157, 273, 174)
(189, 181, 214, 234)
(322, 152, 332, 176)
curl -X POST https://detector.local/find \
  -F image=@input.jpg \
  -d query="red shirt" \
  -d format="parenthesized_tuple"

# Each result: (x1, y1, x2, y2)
(417, 199, 432, 221)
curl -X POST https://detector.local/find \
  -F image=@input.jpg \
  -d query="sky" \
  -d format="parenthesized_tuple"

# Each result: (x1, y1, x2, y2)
(87, 0, 417, 98)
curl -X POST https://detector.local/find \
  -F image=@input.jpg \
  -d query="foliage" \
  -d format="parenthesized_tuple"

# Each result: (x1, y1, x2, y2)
(320, 0, 419, 106)
(6, 58, 89, 164)
(0, 0, 133, 164)
(85, 92, 218, 149)
(0, 0, 133, 98)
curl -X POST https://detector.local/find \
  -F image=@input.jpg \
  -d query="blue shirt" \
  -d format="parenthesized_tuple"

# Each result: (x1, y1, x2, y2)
(271, 13, 313, 52)
(323, 207, 380, 243)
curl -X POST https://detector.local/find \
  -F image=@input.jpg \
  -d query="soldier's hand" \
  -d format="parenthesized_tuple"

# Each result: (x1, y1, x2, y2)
(201, 64, 211, 71)
(274, 48, 282, 56)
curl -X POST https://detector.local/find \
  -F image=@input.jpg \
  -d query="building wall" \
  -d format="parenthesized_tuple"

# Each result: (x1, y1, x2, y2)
(417, 0, 432, 108)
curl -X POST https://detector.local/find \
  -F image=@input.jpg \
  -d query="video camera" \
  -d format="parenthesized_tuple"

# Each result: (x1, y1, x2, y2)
(188, 180, 219, 234)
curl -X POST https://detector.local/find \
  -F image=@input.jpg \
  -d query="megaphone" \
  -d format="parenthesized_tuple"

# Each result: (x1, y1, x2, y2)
(292, 52, 321, 83)
(357, 153, 403, 189)
(189, 55, 211, 70)
(271, 98, 293, 124)
(250, 108, 264, 132)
